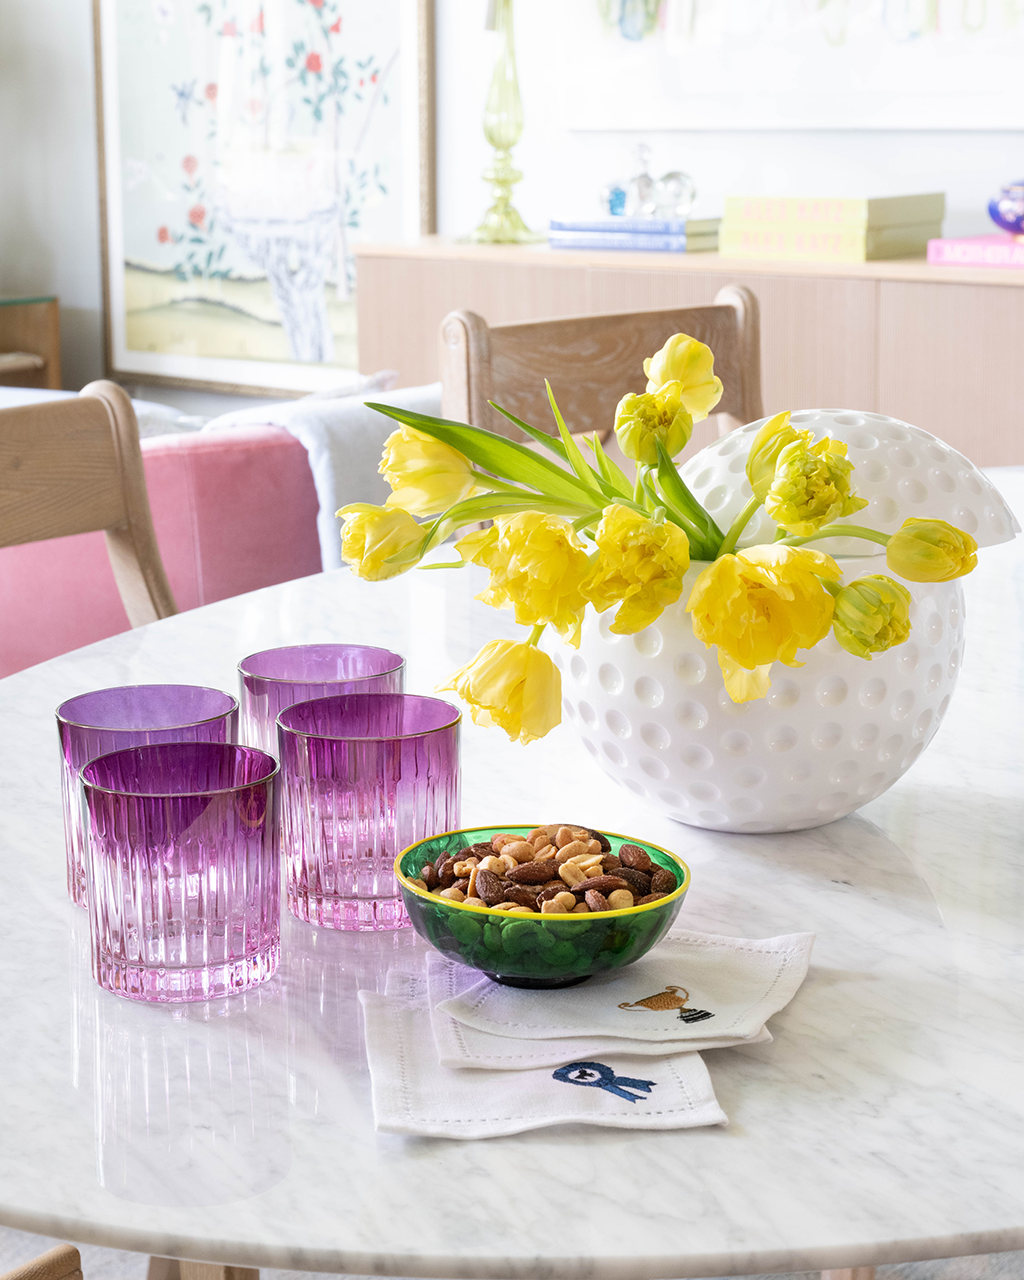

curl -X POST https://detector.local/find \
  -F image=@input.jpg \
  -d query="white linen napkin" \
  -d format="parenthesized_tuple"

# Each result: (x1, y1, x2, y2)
(408, 959, 772, 1070)
(359, 986, 728, 1138)
(433, 930, 815, 1043)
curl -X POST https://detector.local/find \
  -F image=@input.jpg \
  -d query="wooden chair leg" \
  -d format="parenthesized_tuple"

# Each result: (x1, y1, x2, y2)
(822, 1268, 876, 1280)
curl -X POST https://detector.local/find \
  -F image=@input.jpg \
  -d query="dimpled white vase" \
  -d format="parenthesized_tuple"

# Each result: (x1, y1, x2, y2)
(556, 410, 1019, 834)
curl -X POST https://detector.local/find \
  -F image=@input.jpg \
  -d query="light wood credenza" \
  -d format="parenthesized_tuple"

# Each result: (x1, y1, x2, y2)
(355, 238, 1024, 467)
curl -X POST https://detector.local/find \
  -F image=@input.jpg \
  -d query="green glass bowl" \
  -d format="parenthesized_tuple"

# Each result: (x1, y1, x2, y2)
(395, 825, 690, 988)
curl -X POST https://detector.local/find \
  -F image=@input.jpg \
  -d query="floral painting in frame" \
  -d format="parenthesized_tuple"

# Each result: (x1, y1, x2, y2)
(94, 0, 434, 393)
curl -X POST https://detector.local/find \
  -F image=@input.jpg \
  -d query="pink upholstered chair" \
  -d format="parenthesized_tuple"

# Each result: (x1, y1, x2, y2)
(0, 425, 322, 677)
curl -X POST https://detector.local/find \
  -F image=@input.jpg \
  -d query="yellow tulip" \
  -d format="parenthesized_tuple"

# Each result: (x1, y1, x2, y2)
(439, 639, 561, 744)
(687, 544, 841, 701)
(745, 411, 811, 500)
(380, 424, 479, 517)
(886, 518, 978, 582)
(765, 437, 868, 536)
(337, 504, 424, 580)
(455, 512, 590, 645)
(643, 333, 724, 421)
(832, 575, 912, 659)
(613, 381, 694, 465)
(582, 504, 691, 634)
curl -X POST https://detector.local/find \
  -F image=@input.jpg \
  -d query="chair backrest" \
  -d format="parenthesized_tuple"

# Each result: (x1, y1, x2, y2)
(438, 285, 763, 441)
(0, 379, 177, 627)
(0, 1245, 82, 1280)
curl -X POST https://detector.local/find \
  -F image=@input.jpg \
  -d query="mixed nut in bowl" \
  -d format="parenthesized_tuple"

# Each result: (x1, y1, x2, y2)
(396, 823, 690, 988)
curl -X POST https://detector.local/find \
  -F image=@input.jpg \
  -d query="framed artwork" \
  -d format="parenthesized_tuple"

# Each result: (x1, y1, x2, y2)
(94, 0, 435, 394)
(559, 0, 1024, 130)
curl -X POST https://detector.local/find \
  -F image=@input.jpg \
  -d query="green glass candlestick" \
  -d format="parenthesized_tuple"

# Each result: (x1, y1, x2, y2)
(471, 0, 543, 244)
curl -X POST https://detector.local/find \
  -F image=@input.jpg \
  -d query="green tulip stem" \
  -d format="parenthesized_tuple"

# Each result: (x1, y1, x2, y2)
(527, 623, 545, 647)
(717, 495, 763, 557)
(778, 524, 891, 549)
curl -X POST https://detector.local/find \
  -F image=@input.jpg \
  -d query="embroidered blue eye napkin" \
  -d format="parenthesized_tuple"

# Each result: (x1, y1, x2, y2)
(358, 987, 728, 1138)
(433, 930, 814, 1044)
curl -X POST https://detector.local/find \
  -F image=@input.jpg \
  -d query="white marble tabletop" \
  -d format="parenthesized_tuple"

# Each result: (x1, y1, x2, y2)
(1, 472, 1023, 1280)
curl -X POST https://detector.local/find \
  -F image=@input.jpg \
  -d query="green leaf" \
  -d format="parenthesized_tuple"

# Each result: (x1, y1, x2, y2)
(420, 493, 595, 555)
(584, 434, 634, 498)
(365, 403, 600, 506)
(545, 382, 605, 498)
(487, 401, 569, 462)
(654, 440, 724, 549)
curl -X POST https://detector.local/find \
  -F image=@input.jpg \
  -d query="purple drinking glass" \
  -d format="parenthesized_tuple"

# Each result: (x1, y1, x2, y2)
(82, 742, 280, 1003)
(238, 644, 405, 755)
(57, 685, 239, 907)
(277, 693, 460, 931)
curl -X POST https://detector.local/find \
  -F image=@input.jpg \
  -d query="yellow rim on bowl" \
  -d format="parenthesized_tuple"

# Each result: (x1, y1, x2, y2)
(394, 825, 690, 920)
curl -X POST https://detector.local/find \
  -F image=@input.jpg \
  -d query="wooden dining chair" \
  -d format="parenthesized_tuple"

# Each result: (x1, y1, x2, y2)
(0, 1245, 83, 1280)
(438, 285, 763, 451)
(0, 379, 177, 626)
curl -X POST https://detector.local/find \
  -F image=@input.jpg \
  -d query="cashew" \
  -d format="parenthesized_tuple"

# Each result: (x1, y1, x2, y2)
(439, 887, 466, 901)
(453, 858, 479, 877)
(607, 889, 634, 910)
(497, 853, 517, 874)
(540, 898, 569, 913)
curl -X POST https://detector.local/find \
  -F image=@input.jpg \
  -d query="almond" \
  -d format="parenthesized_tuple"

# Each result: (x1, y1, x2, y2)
(574, 874, 632, 895)
(619, 843, 653, 873)
(507, 860, 561, 885)
(650, 868, 677, 895)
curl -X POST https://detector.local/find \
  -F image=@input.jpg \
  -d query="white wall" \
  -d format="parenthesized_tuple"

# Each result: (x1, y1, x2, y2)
(436, 0, 1024, 240)
(1, 0, 1021, 398)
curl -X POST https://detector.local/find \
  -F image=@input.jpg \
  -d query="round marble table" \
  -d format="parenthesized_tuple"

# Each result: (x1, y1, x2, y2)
(1, 472, 1023, 1280)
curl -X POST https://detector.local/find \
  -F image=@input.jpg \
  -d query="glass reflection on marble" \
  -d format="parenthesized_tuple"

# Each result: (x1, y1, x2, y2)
(82, 743, 280, 1002)
(277, 694, 460, 931)
(83, 970, 291, 1205)
(238, 644, 405, 754)
(56, 685, 238, 907)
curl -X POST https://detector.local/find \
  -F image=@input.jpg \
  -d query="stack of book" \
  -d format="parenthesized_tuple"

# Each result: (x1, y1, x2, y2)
(547, 216, 720, 253)
(719, 194, 945, 263)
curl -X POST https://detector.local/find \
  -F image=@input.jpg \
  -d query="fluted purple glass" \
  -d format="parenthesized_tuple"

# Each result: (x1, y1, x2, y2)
(238, 645, 405, 754)
(277, 694, 460, 931)
(82, 742, 280, 1003)
(57, 685, 239, 907)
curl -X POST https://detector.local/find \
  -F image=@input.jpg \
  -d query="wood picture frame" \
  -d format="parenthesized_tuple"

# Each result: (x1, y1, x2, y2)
(93, 0, 435, 396)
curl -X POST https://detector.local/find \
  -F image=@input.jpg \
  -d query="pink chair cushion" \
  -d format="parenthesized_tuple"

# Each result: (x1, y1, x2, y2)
(0, 426, 322, 678)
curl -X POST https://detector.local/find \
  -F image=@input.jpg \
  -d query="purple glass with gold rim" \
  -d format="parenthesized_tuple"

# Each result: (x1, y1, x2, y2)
(82, 742, 280, 1002)
(277, 693, 460, 931)
(56, 685, 238, 907)
(238, 644, 405, 754)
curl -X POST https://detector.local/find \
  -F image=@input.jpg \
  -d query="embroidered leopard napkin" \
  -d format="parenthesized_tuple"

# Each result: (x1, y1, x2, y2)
(433, 930, 815, 1044)
(387, 963, 772, 1070)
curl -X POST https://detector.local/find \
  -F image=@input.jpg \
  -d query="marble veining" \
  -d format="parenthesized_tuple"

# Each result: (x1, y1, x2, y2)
(0, 474, 1022, 1278)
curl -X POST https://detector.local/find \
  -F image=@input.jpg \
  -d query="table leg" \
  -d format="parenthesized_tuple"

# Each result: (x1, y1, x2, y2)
(148, 1261, 258, 1280)
(821, 1269, 876, 1280)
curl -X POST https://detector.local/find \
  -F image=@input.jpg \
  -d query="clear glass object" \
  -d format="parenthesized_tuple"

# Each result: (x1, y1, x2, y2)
(56, 685, 239, 907)
(471, 0, 542, 243)
(277, 693, 460, 932)
(657, 170, 697, 220)
(82, 742, 280, 1003)
(238, 643, 405, 754)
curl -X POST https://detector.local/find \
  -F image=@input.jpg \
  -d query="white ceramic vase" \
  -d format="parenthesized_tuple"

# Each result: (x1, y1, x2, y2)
(557, 557, 963, 833)
(556, 409, 1019, 834)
